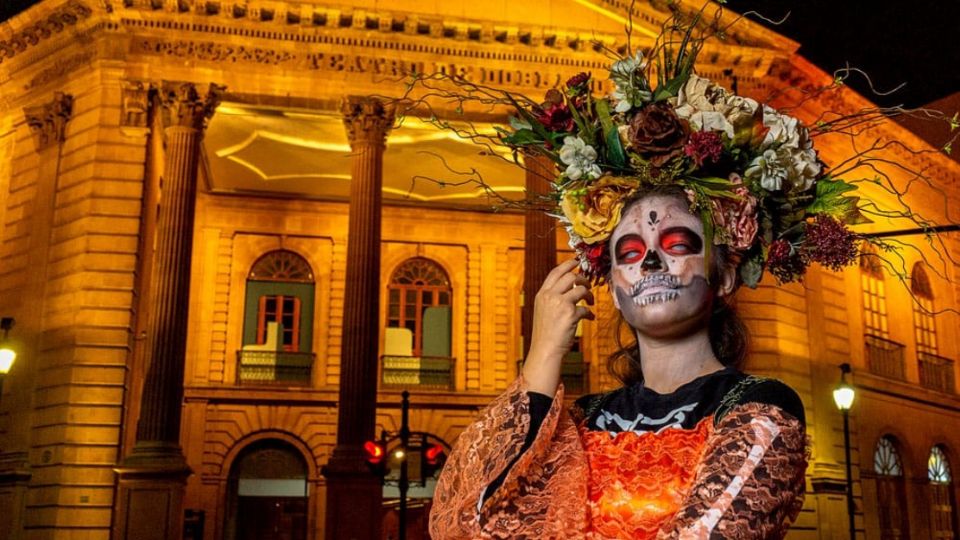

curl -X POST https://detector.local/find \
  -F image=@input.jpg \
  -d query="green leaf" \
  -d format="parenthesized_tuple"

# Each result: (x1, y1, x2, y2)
(567, 100, 594, 147)
(596, 99, 626, 168)
(501, 128, 541, 146)
(739, 252, 764, 289)
(508, 115, 532, 131)
(652, 73, 689, 101)
(806, 177, 870, 223)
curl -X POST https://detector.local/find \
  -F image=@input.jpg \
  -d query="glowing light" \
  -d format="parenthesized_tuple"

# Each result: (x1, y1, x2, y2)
(393, 449, 405, 460)
(833, 384, 855, 411)
(0, 347, 15, 374)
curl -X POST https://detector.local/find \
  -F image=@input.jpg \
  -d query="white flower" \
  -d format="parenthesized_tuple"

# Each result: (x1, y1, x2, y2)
(746, 149, 788, 191)
(611, 51, 647, 80)
(761, 105, 801, 148)
(610, 51, 652, 113)
(687, 111, 735, 140)
(559, 136, 602, 181)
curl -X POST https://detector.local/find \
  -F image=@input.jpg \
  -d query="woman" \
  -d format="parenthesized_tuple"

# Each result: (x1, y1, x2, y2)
(423, 21, 869, 537)
(428, 189, 807, 539)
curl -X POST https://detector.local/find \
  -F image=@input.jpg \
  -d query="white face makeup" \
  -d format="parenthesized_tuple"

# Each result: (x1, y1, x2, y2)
(609, 194, 717, 339)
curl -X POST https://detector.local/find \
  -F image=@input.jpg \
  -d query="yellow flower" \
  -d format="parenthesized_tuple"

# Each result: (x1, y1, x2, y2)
(561, 176, 639, 244)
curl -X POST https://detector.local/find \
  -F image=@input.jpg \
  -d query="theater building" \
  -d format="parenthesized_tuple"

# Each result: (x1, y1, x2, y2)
(0, 0, 958, 538)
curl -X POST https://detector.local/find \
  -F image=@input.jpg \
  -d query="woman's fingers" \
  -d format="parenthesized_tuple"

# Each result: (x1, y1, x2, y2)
(541, 259, 580, 290)
(574, 305, 595, 321)
(563, 285, 595, 306)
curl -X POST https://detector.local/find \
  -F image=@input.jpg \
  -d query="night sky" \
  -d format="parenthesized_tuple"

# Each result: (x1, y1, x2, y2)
(2, 0, 958, 108)
(726, 0, 960, 109)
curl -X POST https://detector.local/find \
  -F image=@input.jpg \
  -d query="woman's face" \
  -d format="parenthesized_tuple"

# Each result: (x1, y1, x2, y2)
(608, 194, 732, 339)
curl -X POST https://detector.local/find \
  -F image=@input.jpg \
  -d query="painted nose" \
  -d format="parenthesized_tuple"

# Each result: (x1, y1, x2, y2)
(641, 250, 663, 271)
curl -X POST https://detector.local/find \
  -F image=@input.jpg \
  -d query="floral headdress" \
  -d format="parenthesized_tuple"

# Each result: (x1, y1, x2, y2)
(497, 31, 867, 287)
(387, 7, 958, 294)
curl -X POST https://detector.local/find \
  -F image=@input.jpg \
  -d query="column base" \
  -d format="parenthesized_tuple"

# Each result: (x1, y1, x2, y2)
(113, 442, 192, 540)
(322, 446, 383, 540)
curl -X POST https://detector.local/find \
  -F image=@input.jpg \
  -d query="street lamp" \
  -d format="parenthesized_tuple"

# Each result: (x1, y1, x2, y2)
(0, 317, 17, 399)
(833, 363, 856, 540)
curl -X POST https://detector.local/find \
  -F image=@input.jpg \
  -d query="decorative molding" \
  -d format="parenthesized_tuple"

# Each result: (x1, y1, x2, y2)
(340, 96, 394, 147)
(121, 79, 151, 128)
(0, 1, 94, 65)
(23, 92, 73, 151)
(24, 50, 96, 90)
(159, 81, 225, 130)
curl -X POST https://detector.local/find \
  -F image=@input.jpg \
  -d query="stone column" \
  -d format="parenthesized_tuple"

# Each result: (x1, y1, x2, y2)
(113, 82, 223, 540)
(522, 153, 558, 359)
(323, 96, 394, 540)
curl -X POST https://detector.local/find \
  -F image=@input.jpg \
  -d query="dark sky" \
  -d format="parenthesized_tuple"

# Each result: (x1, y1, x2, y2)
(726, 0, 960, 108)
(3, 1, 958, 108)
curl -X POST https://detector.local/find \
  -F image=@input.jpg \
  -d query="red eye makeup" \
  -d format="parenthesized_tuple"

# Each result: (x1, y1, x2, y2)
(659, 227, 703, 255)
(615, 236, 647, 264)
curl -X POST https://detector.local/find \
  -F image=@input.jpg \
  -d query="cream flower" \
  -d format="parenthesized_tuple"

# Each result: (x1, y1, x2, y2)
(559, 136, 602, 181)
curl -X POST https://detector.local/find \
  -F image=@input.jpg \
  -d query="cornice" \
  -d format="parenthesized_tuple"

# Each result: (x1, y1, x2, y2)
(0, 0, 93, 65)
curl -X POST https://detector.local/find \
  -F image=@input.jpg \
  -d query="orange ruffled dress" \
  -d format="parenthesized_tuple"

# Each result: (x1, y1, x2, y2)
(581, 418, 712, 538)
(430, 368, 808, 539)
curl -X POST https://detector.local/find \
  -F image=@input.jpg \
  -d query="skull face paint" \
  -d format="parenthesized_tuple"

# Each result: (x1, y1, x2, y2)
(609, 194, 715, 339)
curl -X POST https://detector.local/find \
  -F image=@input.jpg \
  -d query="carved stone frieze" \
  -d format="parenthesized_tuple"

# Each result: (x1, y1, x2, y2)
(23, 92, 74, 151)
(121, 80, 151, 128)
(341, 96, 395, 147)
(0, 1, 94, 65)
(159, 81, 225, 130)
(24, 51, 96, 91)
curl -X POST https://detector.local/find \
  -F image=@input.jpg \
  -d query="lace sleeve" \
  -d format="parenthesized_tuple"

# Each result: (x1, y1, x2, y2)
(659, 402, 808, 539)
(429, 377, 589, 539)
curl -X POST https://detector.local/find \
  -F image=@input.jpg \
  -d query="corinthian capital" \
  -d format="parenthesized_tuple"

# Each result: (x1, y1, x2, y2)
(341, 96, 395, 146)
(159, 81, 226, 131)
(23, 92, 73, 151)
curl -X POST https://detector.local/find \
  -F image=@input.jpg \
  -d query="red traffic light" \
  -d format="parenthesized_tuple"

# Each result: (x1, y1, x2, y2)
(425, 443, 445, 465)
(364, 440, 385, 464)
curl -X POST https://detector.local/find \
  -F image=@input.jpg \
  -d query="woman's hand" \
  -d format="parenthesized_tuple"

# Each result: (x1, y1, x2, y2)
(522, 259, 595, 395)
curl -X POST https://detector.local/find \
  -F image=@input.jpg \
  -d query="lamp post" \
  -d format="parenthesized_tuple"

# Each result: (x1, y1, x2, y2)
(833, 362, 856, 540)
(0, 317, 17, 400)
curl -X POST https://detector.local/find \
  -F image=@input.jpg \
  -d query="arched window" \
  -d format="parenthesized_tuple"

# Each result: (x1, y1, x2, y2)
(240, 250, 316, 384)
(861, 245, 905, 380)
(386, 258, 452, 357)
(224, 439, 309, 540)
(874, 435, 910, 540)
(928, 445, 956, 539)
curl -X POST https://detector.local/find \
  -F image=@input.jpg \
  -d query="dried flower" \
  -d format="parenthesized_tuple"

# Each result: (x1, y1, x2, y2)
(801, 214, 858, 271)
(684, 131, 724, 167)
(767, 239, 806, 283)
(566, 72, 591, 95)
(710, 173, 759, 251)
(535, 102, 574, 132)
(560, 176, 638, 243)
(627, 102, 691, 168)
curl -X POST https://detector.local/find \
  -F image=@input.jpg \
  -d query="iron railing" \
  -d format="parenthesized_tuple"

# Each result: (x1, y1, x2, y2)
(381, 355, 455, 390)
(236, 350, 314, 385)
(918, 352, 956, 394)
(865, 334, 906, 381)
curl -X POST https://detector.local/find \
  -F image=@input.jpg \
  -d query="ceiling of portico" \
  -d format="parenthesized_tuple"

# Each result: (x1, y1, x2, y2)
(203, 102, 526, 207)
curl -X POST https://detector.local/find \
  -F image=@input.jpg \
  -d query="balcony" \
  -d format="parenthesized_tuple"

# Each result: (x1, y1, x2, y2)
(919, 352, 956, 394)
(236, 350, 314, 385)
(381, 355, 455, 390)
(865, 334, 906, 381)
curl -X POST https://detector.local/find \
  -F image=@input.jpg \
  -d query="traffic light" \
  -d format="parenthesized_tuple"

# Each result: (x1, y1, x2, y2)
(422, 443, 446, 478)
(364, 440, 386, 476)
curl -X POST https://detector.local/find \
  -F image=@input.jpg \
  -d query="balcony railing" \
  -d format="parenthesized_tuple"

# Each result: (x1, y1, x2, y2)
(919, 352, 956, 394)
(381, 355, 455, 390)
(237, 350, 314, 385)
(517, 354, 590, 395)
(865, 334, 906, 381)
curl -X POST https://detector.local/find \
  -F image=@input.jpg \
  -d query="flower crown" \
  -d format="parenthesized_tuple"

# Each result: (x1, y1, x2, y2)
(499, 47, 868, 287)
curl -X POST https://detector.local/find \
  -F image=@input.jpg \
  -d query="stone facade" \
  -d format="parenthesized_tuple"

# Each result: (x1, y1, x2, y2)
(0, 1, 959, 539)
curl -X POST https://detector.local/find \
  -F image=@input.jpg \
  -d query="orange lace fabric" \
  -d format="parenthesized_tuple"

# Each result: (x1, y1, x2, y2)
(429, 377, 807, 539)
(581, 418, 712, 539)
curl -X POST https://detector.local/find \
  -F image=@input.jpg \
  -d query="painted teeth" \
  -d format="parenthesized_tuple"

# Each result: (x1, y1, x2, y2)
(632, 290, 680, 306)
(630, 274, 680, 296)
